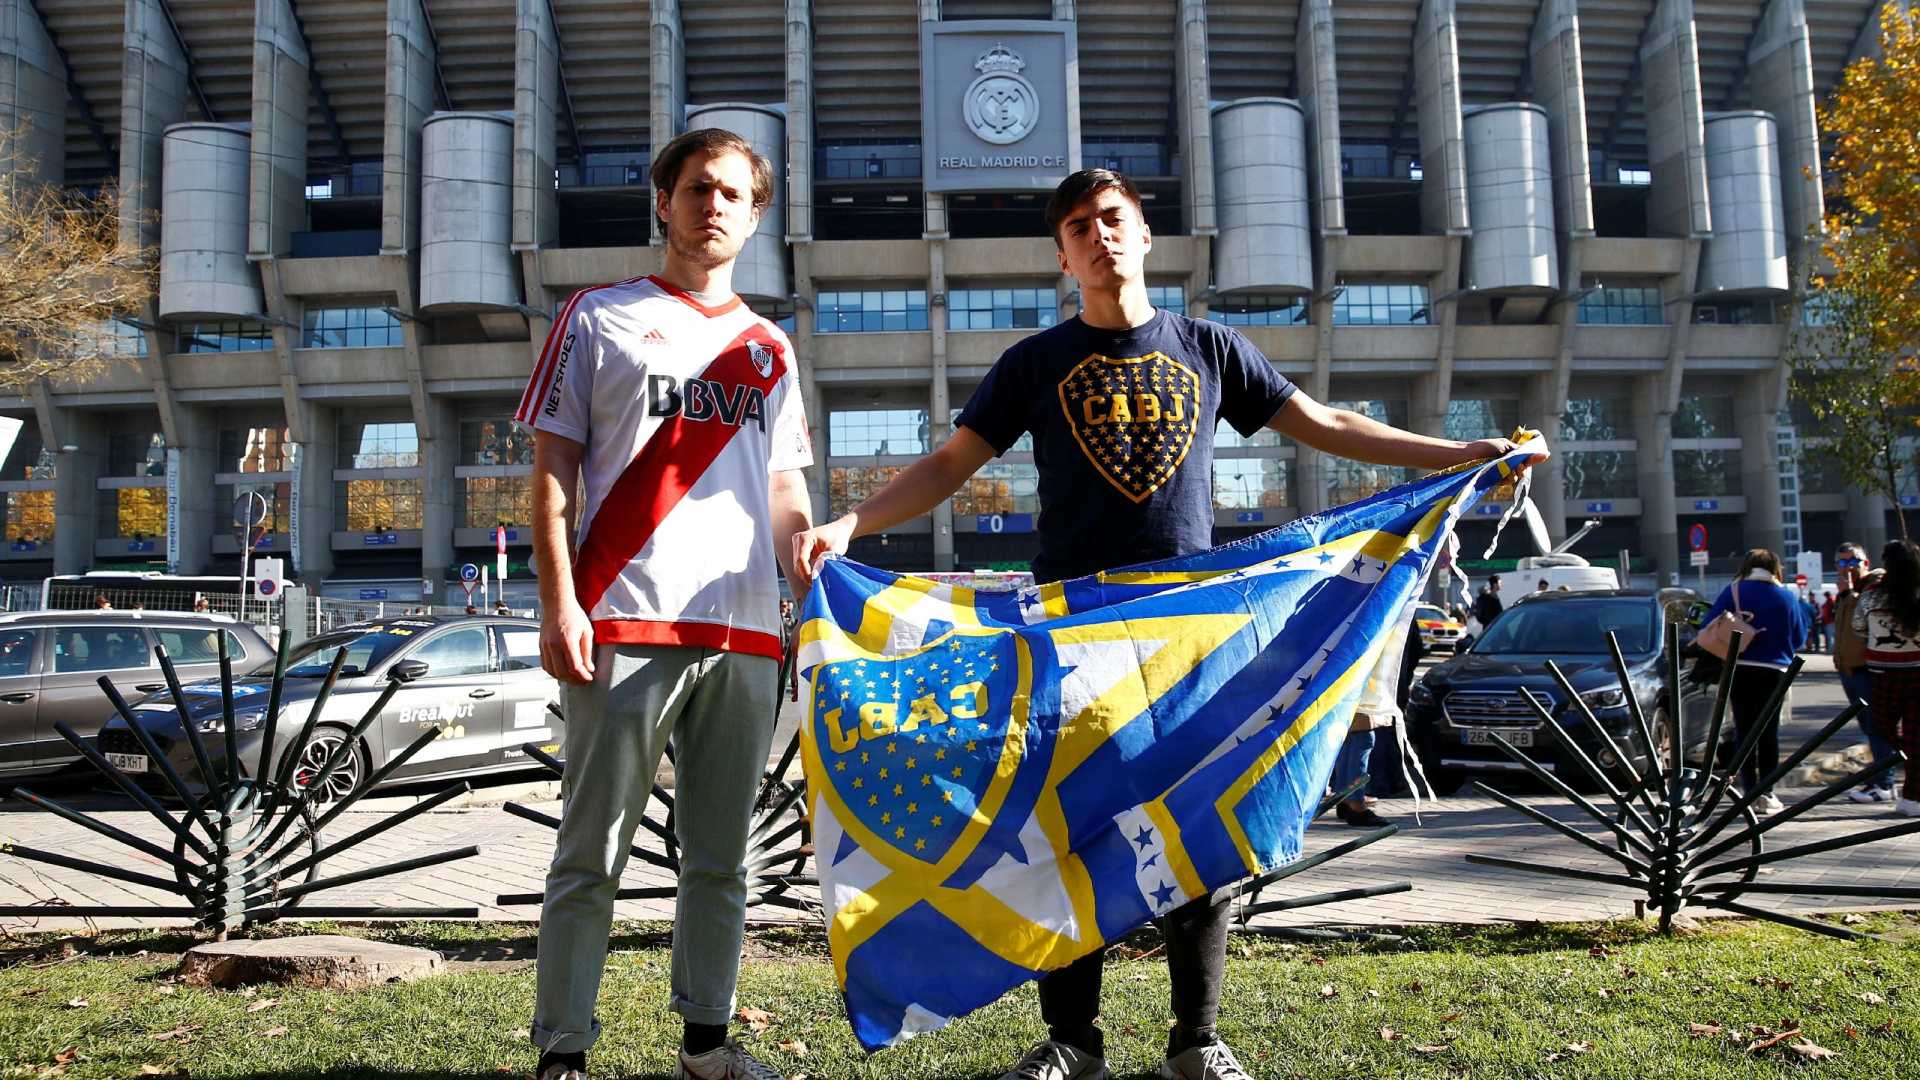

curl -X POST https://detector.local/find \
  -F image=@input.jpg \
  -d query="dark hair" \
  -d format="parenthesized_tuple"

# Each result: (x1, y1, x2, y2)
(1878, 540, 1920, 634)
(649, 128, 776, 228)
(1044, 168, 1145, 248)
(1736, 548, 1783, 580)
(1488, 574, 1501, 584)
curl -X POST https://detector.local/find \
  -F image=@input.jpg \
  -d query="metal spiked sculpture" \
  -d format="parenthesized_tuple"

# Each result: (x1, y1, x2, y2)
(1466, 624, 1920, 937)
(1223, 775, 1413, 935)
(0, 629, 481, 935)
(498, 647, 815, 914)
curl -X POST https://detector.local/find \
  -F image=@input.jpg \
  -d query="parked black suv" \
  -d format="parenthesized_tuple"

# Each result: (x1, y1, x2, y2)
(1407, 589, 1724, 794)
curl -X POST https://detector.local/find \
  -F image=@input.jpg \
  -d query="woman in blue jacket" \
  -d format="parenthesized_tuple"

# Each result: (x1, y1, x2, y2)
(1700, 548, 1809, 815)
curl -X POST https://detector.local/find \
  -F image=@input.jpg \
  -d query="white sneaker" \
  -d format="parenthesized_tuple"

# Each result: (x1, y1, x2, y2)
(538, 1063, 586, 1080)
(1897, 799, 1920, 818)
(1162, 1039, 1257, 1080)
(675, 1041, 783, 1080)
(1002, 1040, 1111, 1080)
(1848, 784, 1893, 804)
(1754, 793, 1786, 816)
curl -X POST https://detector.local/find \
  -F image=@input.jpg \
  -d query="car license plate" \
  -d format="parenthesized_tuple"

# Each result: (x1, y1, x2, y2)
(1464, 728, 1534, 748)
(105, 752, 149, 774)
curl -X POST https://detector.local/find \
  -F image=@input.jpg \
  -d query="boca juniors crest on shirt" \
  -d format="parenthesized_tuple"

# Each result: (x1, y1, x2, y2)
(1056, 351, 1202, 503)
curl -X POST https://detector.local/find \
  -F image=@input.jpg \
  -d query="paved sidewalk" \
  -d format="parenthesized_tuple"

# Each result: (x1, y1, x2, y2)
(3, 650, 1907, 935)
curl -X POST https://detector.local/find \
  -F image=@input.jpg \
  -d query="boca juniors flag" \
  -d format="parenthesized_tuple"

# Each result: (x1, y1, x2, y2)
(795, 438, 1545, 1049)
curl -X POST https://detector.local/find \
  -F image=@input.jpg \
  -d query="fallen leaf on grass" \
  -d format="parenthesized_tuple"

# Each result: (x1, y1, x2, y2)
(260, 1026, 288, 1039)
(1843, 1025, 1861, 1040)
(1403, 980, 1423, 994)
(1788, 1039, 1839, 1060)
(1842, 914, 1865, 925)
(155, 986, 176, 997)
(245, 998, 278, 1013)
(1379, 1027, 1403, 1042)
(64, 999, 87, 1009)
(1564, 1041, 1593, 1054)
(1588, 946, 1610, 958)
(737, 1007, 775, 1034)
(1746, 1027, 1803, 1053)
(1318, 984, 1338, 999)
(510, 1029, 530, 1040)
(1597, 987, 1614, 999)
(1687, 1023, 1724, 1038)
(1437, 1012, 1463, 1023)
(53, 1048, 76, 1066)
(1411, 1044, 1450, 1054)
(1861, 991, 1886, 1005)
(149, 1025, 202, 1043)
(777, 1039, 808, 1057)
(18, 987, 46, 998)
(136, 1067, 185, 1077)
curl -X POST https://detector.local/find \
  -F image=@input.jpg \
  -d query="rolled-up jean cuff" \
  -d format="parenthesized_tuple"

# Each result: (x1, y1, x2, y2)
(531, 1018, 601, 1055)
(671, 991, 736, 1027)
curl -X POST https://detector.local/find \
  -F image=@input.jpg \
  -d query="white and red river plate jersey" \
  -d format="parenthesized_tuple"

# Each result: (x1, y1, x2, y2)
(515, 275, 812, 658)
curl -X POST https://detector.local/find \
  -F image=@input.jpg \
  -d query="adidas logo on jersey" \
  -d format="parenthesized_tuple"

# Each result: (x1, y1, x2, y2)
(640, 328, 671, 345)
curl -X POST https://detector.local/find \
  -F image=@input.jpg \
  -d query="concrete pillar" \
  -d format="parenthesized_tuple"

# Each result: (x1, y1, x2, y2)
(1735, 373, 1787, 557)
(1413, 0, 1469, 238)
(50, 411, 103, 575)
(120, 0, 191, 253)
(790, 246, 826, 524)
(421, 395, 456, 595)
(1522, 374, 1567, 535)
(250, 0, 309, 259)
(1746, 0, 1822, 280)
(290, 402, 338, 585)
(649, 0, 684, 249)
(1530, 0, 1595, 242)
(927, 241, 953, 572)
(786, 0, 813, 243)
(0, 0, 66, 189)
(512, 0, 561, 251)
(1642, 0, 1711, 240)
(170, 406, 216, 575)
(1296, 0, 1345, 236)
(382, 0, 438, 256)
(1175, 0, 1214, 237)
(1634, 375, 1680, 583)
(1845, 489, 1891, 563)
(1294, 0, 1343, 518)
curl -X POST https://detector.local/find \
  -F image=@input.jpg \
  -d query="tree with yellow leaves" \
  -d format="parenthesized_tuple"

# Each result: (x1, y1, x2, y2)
(1790, 5, 1920, 540)
(0, 127, 153, 391)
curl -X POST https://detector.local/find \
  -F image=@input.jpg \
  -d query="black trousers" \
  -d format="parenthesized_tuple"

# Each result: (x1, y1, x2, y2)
(1037, 892, 1229, 1056)
(1729, 664, 1787, 795)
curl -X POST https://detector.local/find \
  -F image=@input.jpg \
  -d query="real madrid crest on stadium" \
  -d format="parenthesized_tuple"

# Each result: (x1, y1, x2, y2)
(964, 42, 1039, 146)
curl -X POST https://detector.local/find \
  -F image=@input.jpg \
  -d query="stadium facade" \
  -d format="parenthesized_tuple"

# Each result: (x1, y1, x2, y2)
(0, 0, 1901, 604)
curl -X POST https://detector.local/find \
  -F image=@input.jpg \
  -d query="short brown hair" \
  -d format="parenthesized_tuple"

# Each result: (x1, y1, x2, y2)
(1736, 548, 1783, 580)
(649, 128, 776, 226)
(1044, 168, 1145, 248)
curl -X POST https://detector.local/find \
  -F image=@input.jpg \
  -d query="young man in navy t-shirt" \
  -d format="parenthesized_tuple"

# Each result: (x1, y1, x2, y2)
(791, 169, 1526, 1080)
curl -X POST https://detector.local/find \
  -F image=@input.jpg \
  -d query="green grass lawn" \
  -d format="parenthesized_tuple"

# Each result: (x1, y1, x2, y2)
(0, 914, 1915, 1079)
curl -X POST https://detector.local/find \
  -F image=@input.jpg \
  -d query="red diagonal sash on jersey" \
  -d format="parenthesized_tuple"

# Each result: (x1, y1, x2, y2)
(571, 324, 789, 616)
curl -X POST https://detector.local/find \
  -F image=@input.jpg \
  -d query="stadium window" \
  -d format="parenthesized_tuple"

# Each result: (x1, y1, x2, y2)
(336, 478, 425, 531)
(947, 284, 1058, 331)
(302, 304, 403, 348)
(1146, 284, 1186, 314)
(1578, 280, 1665, 325)
(1332, 283, 1428, 325)
(337, 421, 421, 469)
(749, 299, 797, 332)
(828, 410, 930, 457)
(815, 288, 929, 333)
(176, 320, 273, 353)
(1207, 293, 1305, 327)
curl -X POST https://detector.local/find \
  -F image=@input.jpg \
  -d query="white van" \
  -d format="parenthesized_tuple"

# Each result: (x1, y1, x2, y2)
(1513, 564, 1621, 595)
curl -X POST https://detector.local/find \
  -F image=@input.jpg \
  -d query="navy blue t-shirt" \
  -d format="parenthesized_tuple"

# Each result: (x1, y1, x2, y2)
(955, 309, 1297, 584)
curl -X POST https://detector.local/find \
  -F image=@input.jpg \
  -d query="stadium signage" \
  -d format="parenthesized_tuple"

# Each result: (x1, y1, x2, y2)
(922, 21, 1079, 193)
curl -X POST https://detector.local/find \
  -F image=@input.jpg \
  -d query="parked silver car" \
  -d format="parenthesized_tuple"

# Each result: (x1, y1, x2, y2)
(96, 614, 564, 798)
(0, 611, 275, 779)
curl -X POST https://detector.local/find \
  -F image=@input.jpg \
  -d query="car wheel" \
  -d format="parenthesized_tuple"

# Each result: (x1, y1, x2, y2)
(1649, 706, 1678, 774)
(290, 724, 368, 803)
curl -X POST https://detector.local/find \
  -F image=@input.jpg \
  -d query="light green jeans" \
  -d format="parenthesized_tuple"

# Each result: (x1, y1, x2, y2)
(532, 642, 778, 1054)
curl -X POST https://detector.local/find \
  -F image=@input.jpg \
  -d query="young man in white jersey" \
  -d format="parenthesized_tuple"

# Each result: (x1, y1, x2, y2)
(518, 128, 814, 1080)
(791, 169, 1533, 1080)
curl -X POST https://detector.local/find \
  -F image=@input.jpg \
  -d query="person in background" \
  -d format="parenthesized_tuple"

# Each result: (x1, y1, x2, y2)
(1819, 589, 1837, 653)
(1800, 588, 1822, 652)
(1472, 575, 1504, 629)
(1535, 579, 1549, 593)
(193, 594, 211, 613)
(1843, 539, 1920, 817)
(1835, 542, 1896, 803)
(1331, 615, 1417, 828)
(1699, 548, 1808, 816)
(93, 593, 111, 610)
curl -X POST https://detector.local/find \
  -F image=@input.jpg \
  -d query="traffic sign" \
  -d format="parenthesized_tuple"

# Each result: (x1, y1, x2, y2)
(1689, 550, 1710, 567)
(256, 577, 281, 599)
(1688, 523, 1708, 552)
(459, 562, 480, 583)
